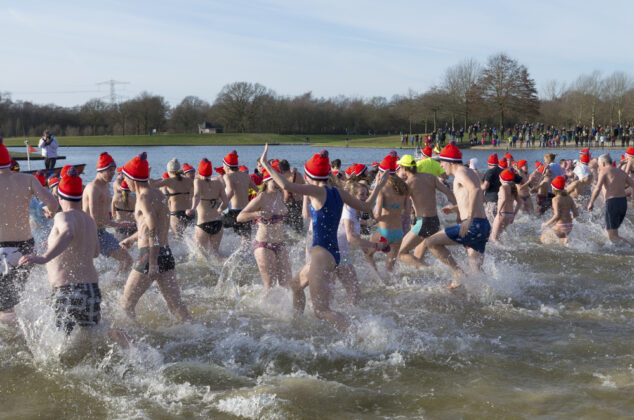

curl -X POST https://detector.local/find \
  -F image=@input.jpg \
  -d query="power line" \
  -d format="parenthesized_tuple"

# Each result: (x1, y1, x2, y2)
(96, 79, 130, 104)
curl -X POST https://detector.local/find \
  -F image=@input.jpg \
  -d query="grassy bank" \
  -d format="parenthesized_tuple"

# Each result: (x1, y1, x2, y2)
(3, 133, 409, 148)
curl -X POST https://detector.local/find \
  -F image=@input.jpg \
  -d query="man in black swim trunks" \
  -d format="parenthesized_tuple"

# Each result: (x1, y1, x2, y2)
(588, 153, 634, 245)
(395, 155, 457, 267)
(222, 150, 257, 240)
(0, 137, 58, 326)
(118, 153, 191, 322)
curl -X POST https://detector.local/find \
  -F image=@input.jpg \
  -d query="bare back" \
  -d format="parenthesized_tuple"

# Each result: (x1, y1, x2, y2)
(135, 186, 171, 248)
(46, 210, 99, 287)
(162, 176, 194, 212)
(0, 171, 55, 241)
(195, 178, 225, 223)
(224, 171, 253, 209)
(83, 180, 112, 229)
(599, 166, 632, 199)
(453, 166, 486, 219)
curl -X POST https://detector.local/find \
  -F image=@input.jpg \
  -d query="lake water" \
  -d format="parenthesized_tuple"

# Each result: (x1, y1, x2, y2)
(2, 145, 633, 419)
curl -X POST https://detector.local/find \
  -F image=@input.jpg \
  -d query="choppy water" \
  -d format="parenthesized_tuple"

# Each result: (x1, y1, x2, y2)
(2, 145, 633, 419)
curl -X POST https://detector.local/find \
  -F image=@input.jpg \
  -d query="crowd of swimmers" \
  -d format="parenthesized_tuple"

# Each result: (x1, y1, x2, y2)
(1, 135, 633, 349)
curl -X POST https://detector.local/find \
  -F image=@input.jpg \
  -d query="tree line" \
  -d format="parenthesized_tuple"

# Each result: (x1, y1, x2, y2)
(1, 53, 633, 138)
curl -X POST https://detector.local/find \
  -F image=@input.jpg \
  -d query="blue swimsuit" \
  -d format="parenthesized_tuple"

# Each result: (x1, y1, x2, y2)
(310, 186, 344, 265)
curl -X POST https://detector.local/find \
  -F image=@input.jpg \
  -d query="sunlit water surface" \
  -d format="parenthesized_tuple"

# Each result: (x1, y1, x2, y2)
(2, 145, 633, 419)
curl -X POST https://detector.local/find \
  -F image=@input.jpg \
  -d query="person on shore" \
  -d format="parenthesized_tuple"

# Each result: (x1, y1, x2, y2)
(541, 176, 578, 245)
(0, 138, 58, 326)
(490, 169, 520, 243)
(370, 152, 408, 278)
(279, 159, 305, 234)
(396, 154, 456, 267)
(186, 158, 228, 260)
(588, 154, 634, 245)
(83, 153, 134, 275)
(222, 150, 257, 240)
(19, 169, 130, 347)
(481, 154, 502, 223)
(119, 153, 191, 322)
(38, 130, 59, 170)
(423, 144, 490, 289)
(236, 161, 291, 294)
(153, 158, 195, 237)
(259, 144, 388, 331)
(111, 179, 137, 240)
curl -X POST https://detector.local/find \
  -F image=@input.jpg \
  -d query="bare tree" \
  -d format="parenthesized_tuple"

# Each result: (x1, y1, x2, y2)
(603, 71, 633, 125)
(214, 82, 275, 132)
(443, 58, 481, 130)
(573, 71, 602, 127)
(476, 53, 539, 130)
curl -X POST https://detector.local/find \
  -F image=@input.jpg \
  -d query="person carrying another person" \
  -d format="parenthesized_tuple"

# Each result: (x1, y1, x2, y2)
(0, 138, 58, 327)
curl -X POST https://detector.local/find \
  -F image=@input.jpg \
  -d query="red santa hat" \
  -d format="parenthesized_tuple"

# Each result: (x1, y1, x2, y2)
(198, 158, 212, 177)
(379, 151, 399, 173)
(162, 172, 169, 179)
(239, 165, 249, 173)
(499, 169, 515, 183)
(57, 167, 83, 201)
(48, 176, 60, 189)
(0, 137, 10, 169)
(580, 154, 590, 164)
(487, 154, 499, 166)
(215, 166, 225, 175)
(580, 148, 590, 156)
(517, 159, 527, 168)
(353, 163, 368, 177)
(60, 165, 73, 178)
(551, 176, 566, 191)
(504, 152, 514, 161)
(537, 164, 547, 174)
(371, 161, 379, 167)
(439, 144, 462, 164)
(422, 146, 433, 158)
(626, 147, 634, 158)
(262, 160, 280, 182)
(345, 163, 358, 176)
(304, 150, 331, 180)
(182, 163, 195, 174)
(122, 152, 150, 182)
(498, 158, 508, 169)
(223, 150, 239, 168)
(33, 170, 47, 187)
(96, 152, 116, 171)
(534, 160, 541, 169)
(120, 180, 130, 191)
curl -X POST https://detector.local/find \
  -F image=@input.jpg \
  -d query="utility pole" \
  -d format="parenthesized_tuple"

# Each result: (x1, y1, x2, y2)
(96, 79, 130, 104)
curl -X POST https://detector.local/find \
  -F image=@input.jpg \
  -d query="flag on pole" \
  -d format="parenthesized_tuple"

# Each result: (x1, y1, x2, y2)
(28, 144, 37, 153)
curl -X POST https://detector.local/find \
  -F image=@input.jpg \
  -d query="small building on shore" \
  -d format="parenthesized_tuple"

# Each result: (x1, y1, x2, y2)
(198, 122, 223, 134)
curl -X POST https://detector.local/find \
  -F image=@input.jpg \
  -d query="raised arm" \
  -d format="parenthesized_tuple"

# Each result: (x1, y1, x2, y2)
(260, 144, 324, 197)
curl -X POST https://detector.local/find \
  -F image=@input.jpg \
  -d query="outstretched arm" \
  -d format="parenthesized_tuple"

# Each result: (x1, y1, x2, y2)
(260, 144, 323, 197)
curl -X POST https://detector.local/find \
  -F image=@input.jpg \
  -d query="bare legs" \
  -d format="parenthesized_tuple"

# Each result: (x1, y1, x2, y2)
(398, 231, 427, 267)
(606, 228, 632, 246)
(120, 269, 191, 322)
(254, 246, 291, 294)
(194, 226, 224, 260)
(110, 248, 133, 276)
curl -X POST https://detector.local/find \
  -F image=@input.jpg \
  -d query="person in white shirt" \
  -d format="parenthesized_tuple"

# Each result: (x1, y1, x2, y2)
(38, 130, 59, 170)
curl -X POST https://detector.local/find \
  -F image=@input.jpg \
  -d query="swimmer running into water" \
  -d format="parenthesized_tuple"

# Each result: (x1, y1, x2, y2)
(260, 144, 388, 331)
(541, 176, 578, 245)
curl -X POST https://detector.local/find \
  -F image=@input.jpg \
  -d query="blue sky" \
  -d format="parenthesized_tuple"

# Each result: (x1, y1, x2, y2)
(2, 0, 633, 107)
